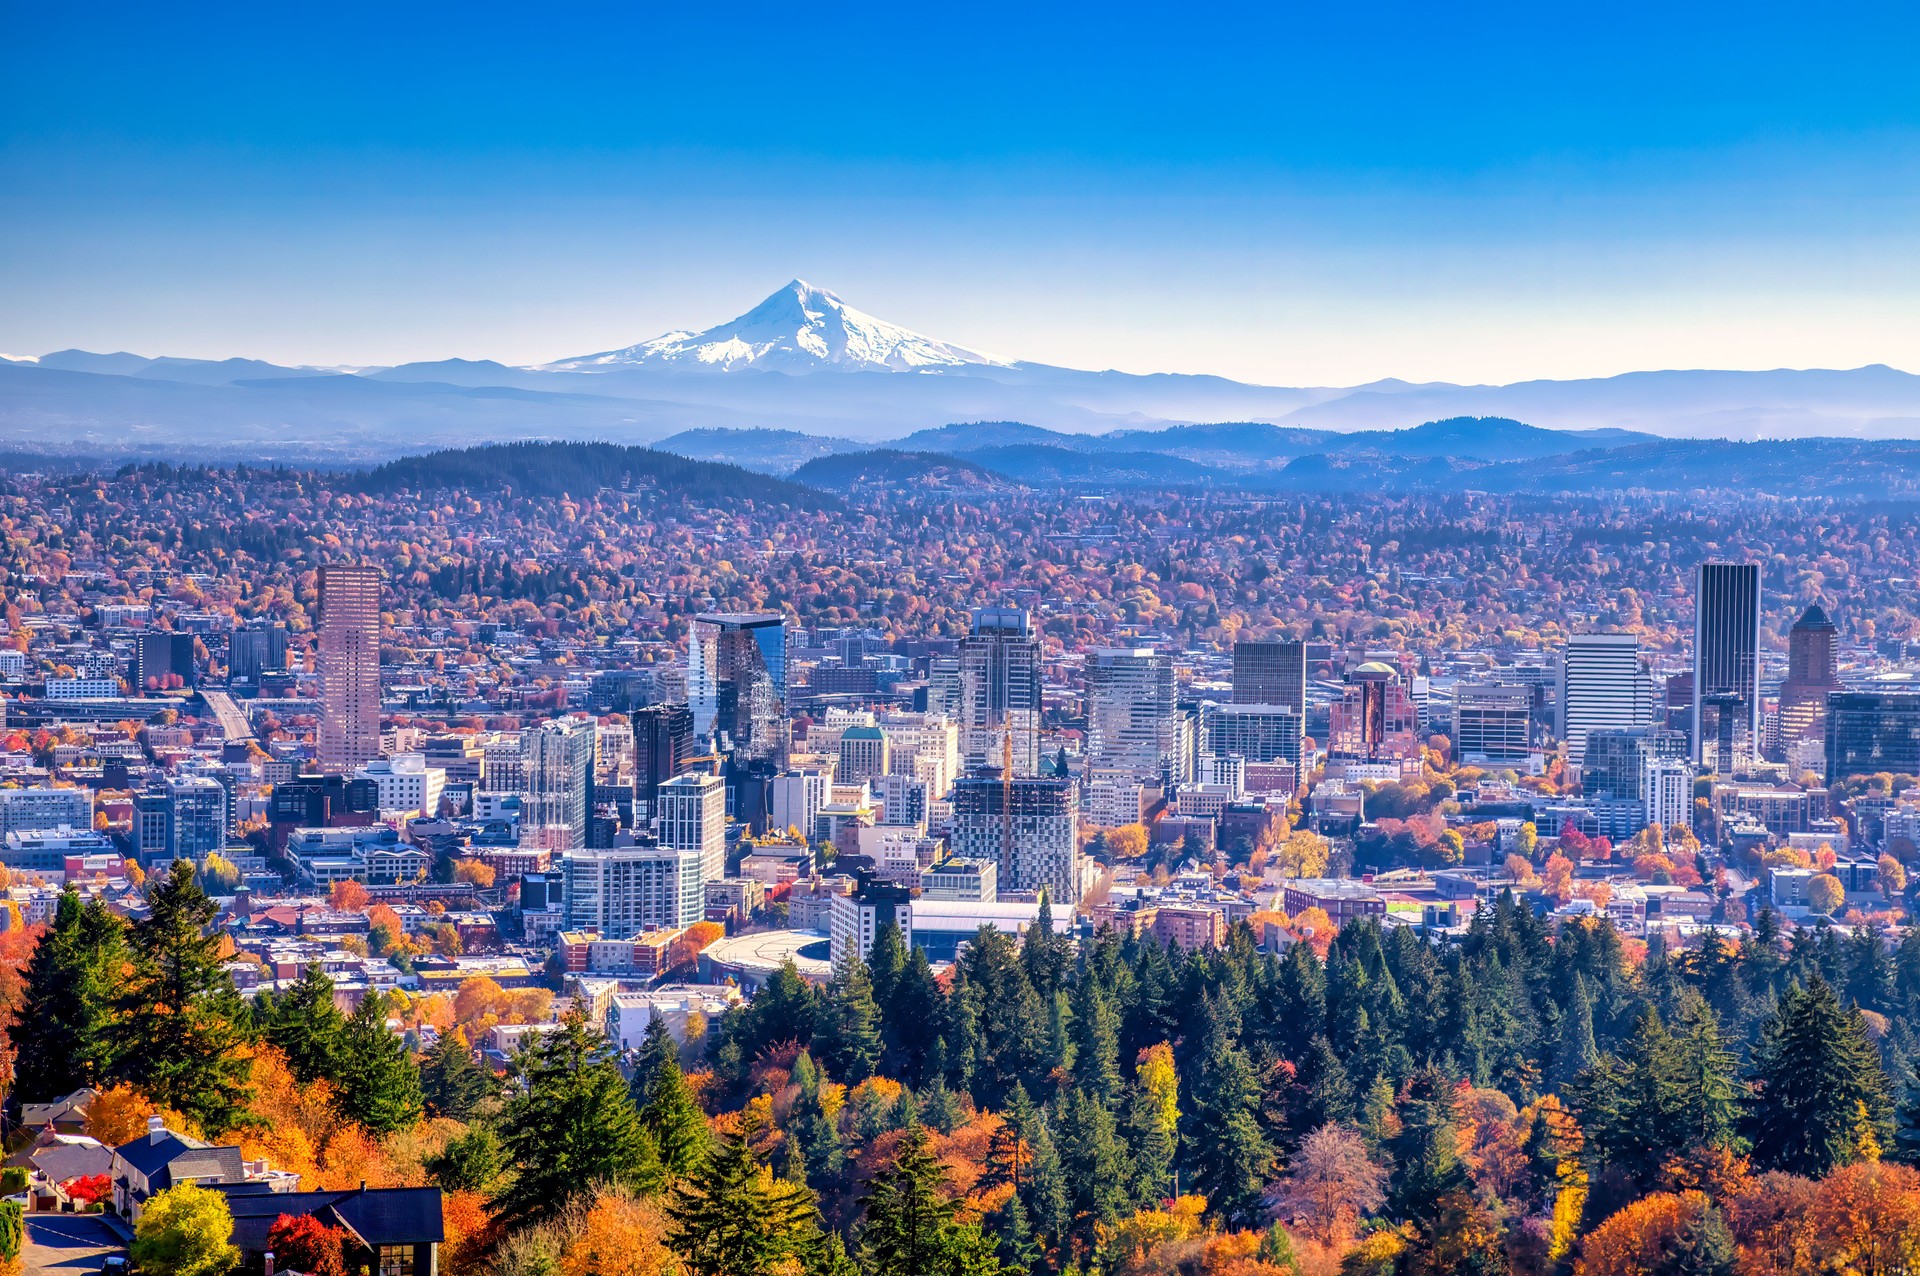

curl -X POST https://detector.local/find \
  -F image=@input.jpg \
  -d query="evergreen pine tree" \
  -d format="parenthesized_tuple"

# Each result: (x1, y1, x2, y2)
(1056, 1087, 1134, 1250)
(1299, 1033, 1356, 1129)
(786, 1051, 845, 1191)
(627, 1014, 680, 1107)
(886, 942, 945, 1087)
(919, 1079, 963, 1135)
(333, 990, 424, 1134)
(857, 1122, 1003, 1276)
(423, 1123, 508, 1192)
(1122, 1087, 1175, 1205)
(9, 891, 125, 1102)
(420, 1028, 494, 1119)
(639, 1051, 710, 1184)
(1551, 975, 1599, 1090)
(1067, 974, 1123, 1106)
(1657, 1203, 1737, 1276)
(669, 1112, 827, 1276)
(256, 963, 345, 1085)
(112, 861, 253, 1133)
(494, 1010, 660, 1226)
(818, 949, 882, 1082)
(1746, 976, 1895, 1176)
(1182, 997, 1274, 1226)
(1021, 894, 1068, 998)
(1386, 1067, 1471, 1223)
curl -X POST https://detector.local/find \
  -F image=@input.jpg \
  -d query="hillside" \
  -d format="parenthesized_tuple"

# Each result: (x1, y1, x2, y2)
(789, 448, 1008, 491)
(350, 441, 827, 505)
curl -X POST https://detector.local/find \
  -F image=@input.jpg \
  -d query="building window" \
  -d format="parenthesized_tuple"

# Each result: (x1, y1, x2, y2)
(378, 1245, 411, 1276)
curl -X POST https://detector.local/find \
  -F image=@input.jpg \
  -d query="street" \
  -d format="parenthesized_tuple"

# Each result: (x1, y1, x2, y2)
(23, 1215, 125, 1276)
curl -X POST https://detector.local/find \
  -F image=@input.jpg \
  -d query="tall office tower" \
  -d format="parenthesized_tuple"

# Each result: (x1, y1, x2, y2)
(0, 787, 94, 837)
(878, 712, 960, 800)
(633, 702, 696, 817)
(521, 716, 596, 851)
(1776, 604, 1842, 750)
(227, 621, 288, 690)
(1086, 648, 1180, 780)
(1825, 692, 1920, 780)
(1562, 633, 1655, 770)
(1199, 701, 1304, 766)
(317, 565, 382, 774)
(960, 606, 1043, 776)
(1644, 756, 1696, 832)
(1452, 684, 1535, 764)
(771, 768, 830, 840)
(927, 656, 964, 719)
(657, 770, 728, 923)
(1233, 639, 1306, 710)
(132, 775, 226, 864)
(951, 774, 1082, 905)
(561, 847, 684, 939)
(136, 631, 197, 692)
(1693, 561, 1762, 772)
(1327, 663, 1420, 761)
(688, 612, 790, 764)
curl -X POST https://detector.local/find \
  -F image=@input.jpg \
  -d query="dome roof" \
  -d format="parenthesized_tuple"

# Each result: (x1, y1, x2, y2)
(1353, 661, 1397, 677)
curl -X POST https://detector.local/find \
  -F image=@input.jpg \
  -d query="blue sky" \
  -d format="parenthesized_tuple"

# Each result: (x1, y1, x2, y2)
(5, 1, 1919, 383)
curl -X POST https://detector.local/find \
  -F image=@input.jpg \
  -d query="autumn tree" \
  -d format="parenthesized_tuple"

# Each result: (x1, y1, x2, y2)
(1274, 1122, 1387, 1244)
(132, 1183, 238, 1276)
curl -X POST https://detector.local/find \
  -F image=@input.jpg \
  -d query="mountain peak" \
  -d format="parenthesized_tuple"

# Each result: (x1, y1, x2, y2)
(541, 281, 1008, 374)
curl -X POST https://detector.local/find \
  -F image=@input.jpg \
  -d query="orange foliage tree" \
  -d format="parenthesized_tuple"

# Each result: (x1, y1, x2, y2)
(1576, 1191, 1728, 1276)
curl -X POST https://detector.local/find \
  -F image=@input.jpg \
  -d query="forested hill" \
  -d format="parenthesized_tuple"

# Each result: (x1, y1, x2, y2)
(351, 440, 830, 506)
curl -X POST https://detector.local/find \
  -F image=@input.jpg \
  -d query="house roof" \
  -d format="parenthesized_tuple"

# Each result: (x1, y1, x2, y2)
(215, 1186, 445, 1253)
(113, 1129, 247, 1191)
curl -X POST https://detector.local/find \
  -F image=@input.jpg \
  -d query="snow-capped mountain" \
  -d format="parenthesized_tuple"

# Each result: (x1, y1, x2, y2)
(542, 279, 1009, 374)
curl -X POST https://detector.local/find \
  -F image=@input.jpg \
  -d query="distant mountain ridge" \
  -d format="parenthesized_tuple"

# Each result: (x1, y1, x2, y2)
(9, 280, 1920, 451)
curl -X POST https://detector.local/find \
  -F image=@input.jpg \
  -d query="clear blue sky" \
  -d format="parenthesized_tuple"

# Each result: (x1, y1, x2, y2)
(5, 1, 1919, 383)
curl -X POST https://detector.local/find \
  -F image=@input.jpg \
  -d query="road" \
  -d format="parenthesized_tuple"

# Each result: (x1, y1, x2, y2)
(199, 689, 256, 744)
(24, 1214, 125, 1276)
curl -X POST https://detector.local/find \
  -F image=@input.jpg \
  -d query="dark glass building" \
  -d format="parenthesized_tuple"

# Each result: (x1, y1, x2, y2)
(1825, 692, 1920, 780)
(1692, 561, 1761, 771)
(633, 701, 696, 817)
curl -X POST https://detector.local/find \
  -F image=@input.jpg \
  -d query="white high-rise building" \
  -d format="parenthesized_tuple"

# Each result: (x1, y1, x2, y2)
(658, 771, 727, 924)
(522, 716, 596, 851)
(1645, 756, 1695, 833)
(353, 753, 446, 816)
(561, 847, 680, 940)
(771, 770, 830, 842)
(1562, 633, 1655, 771)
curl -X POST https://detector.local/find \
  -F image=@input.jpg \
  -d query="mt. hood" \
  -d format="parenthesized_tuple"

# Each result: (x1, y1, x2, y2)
(542, 279, 1008, 374)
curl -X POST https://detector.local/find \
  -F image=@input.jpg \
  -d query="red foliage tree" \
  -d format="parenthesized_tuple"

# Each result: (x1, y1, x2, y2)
(266, 1213, 351, 1276)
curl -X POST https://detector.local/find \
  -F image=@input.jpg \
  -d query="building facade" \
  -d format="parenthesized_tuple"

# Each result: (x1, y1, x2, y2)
(317, 565, 383, 773)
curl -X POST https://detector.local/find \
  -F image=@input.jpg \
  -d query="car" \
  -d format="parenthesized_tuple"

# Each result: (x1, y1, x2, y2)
(101, 1256, 131, 1276)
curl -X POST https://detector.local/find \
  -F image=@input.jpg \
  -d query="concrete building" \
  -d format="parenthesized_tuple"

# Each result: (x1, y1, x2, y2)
(521, 716, 596, 851)
(353, 754, 447, 816)
(1086, 647, 1182, 781)
(959, 606, 1042, 776)
(1452, 683, 1535, 764)
(951, 774, 1083, 905)
(1563, 633, 1655, 771)
(0, 786, 94, 837)
(317, 565, 382, 773)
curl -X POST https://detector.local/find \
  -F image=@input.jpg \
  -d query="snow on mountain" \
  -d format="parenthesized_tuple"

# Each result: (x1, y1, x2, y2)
(542, 279, 1009, 374)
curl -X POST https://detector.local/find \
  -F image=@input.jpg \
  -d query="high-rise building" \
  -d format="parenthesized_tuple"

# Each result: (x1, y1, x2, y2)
(521, 716, 596, 851)
(1563, 633, 1655, 770)
(633, 702, 696, 818)
(1327, 663, 1420, 761)
(652, 759, 725, 921)
(1233, 640, 1306, 712)
(1199, 701, 1305, 766)
(688, 613, 790, 764)
(1825, 692, 1920, 780)
(1452, 683, 1535, 763)
(1693, 561, 1762, 772)
(771, 769, 829, 841)
(1582, 727, 1688, 803)
(1086, 648, 1181, 781)
(561, 847, 680, 940)
(1776, 604, 1842, 750)
(951, 775, 1082, 905)
(1644, 756, 1696, 832)
(132, 775, 226, 865)
(136, 631, 197, 692)
(960, 607, 1042, 776)
(0, 787, 94, 836)
(227, 621, 288, 691)
(317, 565, 382, 773)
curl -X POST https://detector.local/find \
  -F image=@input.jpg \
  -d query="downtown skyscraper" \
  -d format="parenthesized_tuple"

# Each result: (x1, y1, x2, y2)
(317, 564, 381, 773)
(960, 605, 1042, 776)
(1692, 561, 1762, 772)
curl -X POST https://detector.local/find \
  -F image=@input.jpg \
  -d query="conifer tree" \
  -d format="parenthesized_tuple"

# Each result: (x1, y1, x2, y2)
(1122, 1087, 1175, 1204)
(1300, 1033, 1357, 1129)
(818, 948, 882, 1082)
(785, 1051, 845, 1191)
(639, 1050, 710, 1184)
(1022, 894, 1069, 997)
(1551, 975, 1599, 1090)
(1056, 1087, 1134, 1250)
(1182, 997, 1274, 1226)
(333, 990, 424, 1134)
(420, 1028, 493, 1119)
(424, 1123, 508, 1192)
(669, 1112, 828, 1276)
(1068, 973, 1123, 1106)
(10, 891, 126, 1102)
(256, 963, 345, 1085)
(113, 860, 253, 1133)
(1386, 1068, 1471, 1224)
(857, 1122, 1004, 1276)
(627, 1014, 680, 1107)
(494, 1010, 659, 1226)
(1746, 976, 1894, 1176)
